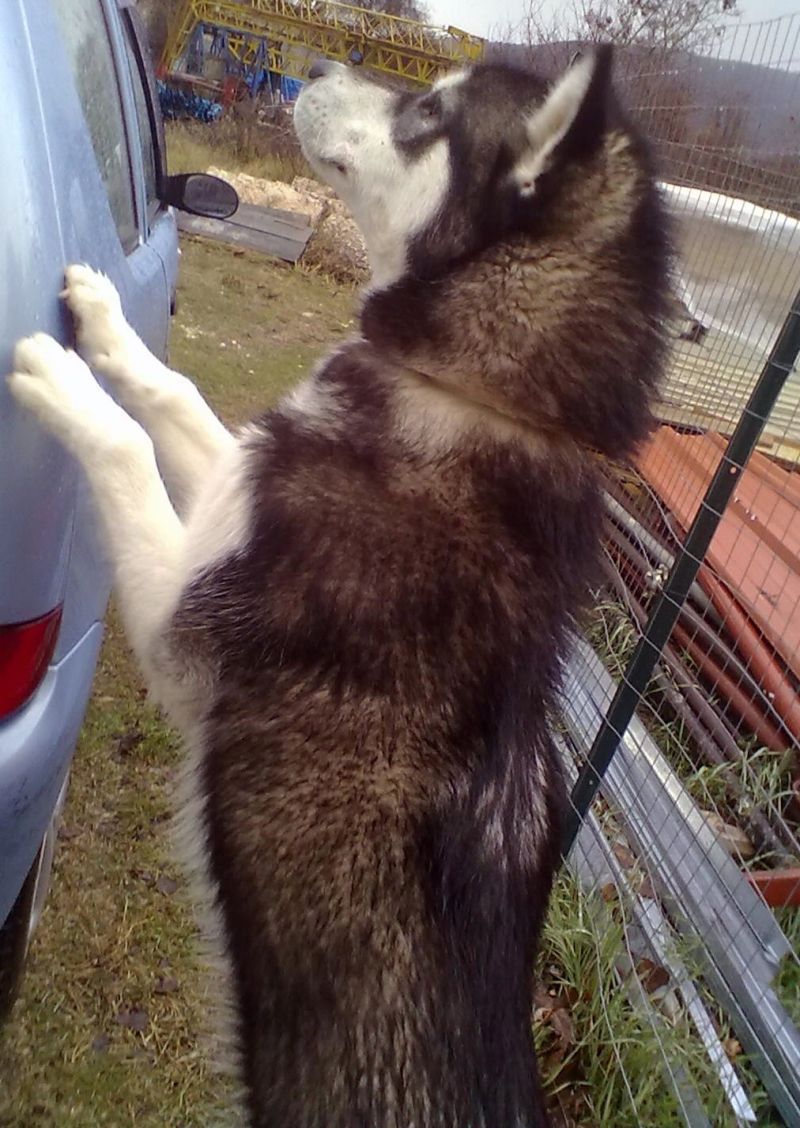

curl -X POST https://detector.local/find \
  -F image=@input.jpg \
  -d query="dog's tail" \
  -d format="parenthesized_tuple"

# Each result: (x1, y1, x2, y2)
(436, 654, 564, 1126)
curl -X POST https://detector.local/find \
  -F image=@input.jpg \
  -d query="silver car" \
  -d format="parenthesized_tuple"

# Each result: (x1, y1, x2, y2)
(0, 0, 235, 1015)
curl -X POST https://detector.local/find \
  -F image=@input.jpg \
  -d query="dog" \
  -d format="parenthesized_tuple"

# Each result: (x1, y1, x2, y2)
(8, 48, 670, 1127)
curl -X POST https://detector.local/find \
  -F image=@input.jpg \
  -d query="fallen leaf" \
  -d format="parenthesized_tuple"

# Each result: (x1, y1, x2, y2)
(115, 1008, 148, 1033)
(635, 874, 656, 899)
(549, 1007, 575, 1050)
(723, 1038, 742, 1061)
(154, 976, 179, 995)
(90, 1034, 110, 1053)
(636, 959, 670, 994)
(114, 730, 144, 757)
(534, 986, 554, 1010)
(560, 985, 580, 1008)
(612, 844, 636, 868)
(155, 875, 179, 896)
(600, 883, 618, 903)
(702, 812, 755, 859)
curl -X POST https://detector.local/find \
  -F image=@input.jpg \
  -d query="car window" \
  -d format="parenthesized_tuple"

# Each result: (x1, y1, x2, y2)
(122, 13, 160, 224)
(54, 0, 138, 253)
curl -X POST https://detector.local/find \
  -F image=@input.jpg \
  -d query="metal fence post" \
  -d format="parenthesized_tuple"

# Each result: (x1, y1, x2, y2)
(562, 287, 800, 857)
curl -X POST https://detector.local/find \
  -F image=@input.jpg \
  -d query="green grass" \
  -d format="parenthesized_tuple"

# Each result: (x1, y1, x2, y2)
(586, 596, 799, 864)
(169, 238, 356, 423)
(166, 119, 310, 183)
(775, 908, 800, 1029)
(538, 875, 751, 1128)
(0, 619, 225, 1127)
(0, 238, 355, 1126)
(579, 593, 800, 1123)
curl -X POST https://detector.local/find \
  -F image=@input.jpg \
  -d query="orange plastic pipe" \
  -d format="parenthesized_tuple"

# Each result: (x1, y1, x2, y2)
(746, 868, 800, 908)
(697, 564, 800, 747)
(671, 622, 789, 752)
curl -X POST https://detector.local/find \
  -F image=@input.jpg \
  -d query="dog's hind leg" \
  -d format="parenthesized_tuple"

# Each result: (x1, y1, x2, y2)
(63, 264, 233, 515)
(7, 334, 186, 698)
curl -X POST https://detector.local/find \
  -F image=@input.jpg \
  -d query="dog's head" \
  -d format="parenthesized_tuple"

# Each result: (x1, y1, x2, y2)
(294, 53, 671, 458)
(295, 50, 626, 285)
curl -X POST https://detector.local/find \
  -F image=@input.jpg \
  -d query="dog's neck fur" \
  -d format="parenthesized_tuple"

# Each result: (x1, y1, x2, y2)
(359, 166, 667, 459)
(384, 359, 585, 464)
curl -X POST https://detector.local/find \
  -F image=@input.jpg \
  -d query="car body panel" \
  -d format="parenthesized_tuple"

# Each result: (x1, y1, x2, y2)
(0, 624, 103, 926)
(0, 0, 76, 628)
(0, 0, 178, 932)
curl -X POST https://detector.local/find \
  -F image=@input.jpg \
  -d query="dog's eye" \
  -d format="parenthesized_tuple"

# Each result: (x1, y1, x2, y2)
(418, 97, 439, 121)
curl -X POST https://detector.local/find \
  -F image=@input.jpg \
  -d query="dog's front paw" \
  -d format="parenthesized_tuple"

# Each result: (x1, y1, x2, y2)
(8, 332, 139, 455)
(62, 263, 137, 375)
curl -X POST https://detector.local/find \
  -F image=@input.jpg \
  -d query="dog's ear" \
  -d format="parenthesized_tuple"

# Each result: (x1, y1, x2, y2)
(514, 47, 613, 199)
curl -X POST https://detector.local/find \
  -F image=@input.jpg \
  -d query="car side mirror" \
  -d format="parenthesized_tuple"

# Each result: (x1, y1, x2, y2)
(159, 173, 239, 219)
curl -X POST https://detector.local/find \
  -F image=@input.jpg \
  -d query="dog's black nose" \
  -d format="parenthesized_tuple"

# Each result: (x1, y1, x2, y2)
(308, 58, 336, 80)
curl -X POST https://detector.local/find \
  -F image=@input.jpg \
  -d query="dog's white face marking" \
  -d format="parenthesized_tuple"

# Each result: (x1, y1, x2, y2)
(294, 63, 451, 287)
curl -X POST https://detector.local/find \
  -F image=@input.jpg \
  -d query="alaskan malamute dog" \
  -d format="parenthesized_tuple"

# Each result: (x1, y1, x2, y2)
(9, 48, 669, 1127)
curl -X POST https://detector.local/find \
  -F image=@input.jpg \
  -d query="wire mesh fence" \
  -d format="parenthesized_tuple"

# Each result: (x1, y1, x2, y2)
(551, 12, 800, 1127)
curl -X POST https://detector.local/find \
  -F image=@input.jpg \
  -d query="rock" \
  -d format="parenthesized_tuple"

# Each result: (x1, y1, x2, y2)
(292, 175, 337, 201)
(304, 212, 370, 284)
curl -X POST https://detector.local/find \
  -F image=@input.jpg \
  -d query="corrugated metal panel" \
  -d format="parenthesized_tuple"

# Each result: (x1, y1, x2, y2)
(637, 427, 800, 682)
(658, 340, 800, 454)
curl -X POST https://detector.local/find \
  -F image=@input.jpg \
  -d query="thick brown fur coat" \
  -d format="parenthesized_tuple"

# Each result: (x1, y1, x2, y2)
(7, 46, 671, 1128)
(172, 49, 671, 1128)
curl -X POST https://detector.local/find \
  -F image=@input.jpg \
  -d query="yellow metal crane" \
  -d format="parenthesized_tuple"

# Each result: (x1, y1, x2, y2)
(161, 0, 485, 89)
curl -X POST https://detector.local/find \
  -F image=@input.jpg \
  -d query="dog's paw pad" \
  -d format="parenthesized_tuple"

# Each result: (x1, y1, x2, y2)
(62, 264, 133, 370)
(63, 264, 123, 318)
(7, 333, 119, 444)
(13, 331, 69, 378)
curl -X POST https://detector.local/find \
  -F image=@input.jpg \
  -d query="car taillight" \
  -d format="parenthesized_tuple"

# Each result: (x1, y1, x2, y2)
(0, 607, 63, 719)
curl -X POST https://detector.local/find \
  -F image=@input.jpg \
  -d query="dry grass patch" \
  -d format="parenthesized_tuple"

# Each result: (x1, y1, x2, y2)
(166, 115, 310, 184)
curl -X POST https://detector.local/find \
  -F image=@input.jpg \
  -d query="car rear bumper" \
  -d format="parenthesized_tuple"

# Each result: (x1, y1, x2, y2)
(0, 622, 103, 925)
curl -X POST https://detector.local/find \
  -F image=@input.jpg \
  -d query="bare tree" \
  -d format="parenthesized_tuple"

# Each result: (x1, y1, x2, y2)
(366, 0, 430, 22)
(503, 0, 739, 58)
(136, 0, 183, 59)
(574, 0, 739, 55)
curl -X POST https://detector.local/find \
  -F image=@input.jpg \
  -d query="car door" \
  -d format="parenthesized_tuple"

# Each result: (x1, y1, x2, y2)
(39, 0, 179, 660)
(0, 0, 174, 931)
(49, 0, 174, 360)
(116, 0, 180, 319)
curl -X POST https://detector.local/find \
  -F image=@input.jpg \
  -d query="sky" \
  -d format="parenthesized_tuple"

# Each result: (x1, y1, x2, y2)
(425, 0, 798, 40)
